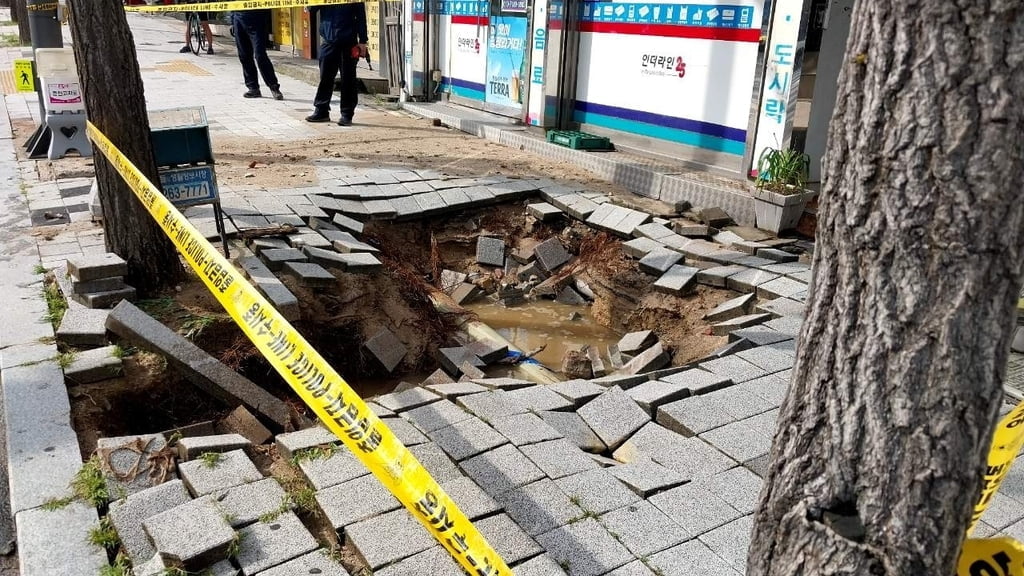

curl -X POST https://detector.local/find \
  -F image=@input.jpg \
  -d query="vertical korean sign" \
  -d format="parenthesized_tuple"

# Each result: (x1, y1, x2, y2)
(486, 0, 529, 110)
(750, 0, 802, 175)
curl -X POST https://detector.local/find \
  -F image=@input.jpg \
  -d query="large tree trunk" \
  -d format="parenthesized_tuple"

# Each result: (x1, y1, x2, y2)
(12, 0, 30, 45)
(67, 0, 183, 294)
(747, 2, 1024, 575)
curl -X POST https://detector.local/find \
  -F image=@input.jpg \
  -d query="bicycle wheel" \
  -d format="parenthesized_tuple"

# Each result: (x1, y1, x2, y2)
(187, 14, 202, 56)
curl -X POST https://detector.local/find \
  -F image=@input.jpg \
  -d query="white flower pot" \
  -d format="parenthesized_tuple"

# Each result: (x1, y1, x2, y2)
(753, 188, 817, 233)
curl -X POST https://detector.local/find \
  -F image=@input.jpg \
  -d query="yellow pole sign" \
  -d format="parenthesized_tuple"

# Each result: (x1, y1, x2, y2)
(14, 60, 34, 93)
(84, 122, 511, 576)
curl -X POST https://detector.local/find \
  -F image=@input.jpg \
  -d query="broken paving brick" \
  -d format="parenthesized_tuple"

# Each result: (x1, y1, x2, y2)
(363, 328, 408, 373)
(534, 238, 571, 272)
(215, 405, 272, 445)
(476, 236, 506, 267)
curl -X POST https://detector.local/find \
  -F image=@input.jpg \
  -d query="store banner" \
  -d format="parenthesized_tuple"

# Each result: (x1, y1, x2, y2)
(485, 15, 529, 109)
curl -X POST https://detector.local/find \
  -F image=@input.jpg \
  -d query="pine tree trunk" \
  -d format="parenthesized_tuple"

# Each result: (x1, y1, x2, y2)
(67, 0, 183, 294)
(747, 2, 1024, 575)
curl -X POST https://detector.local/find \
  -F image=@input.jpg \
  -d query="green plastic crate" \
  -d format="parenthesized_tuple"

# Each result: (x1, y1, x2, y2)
(546, 130, 613, 151)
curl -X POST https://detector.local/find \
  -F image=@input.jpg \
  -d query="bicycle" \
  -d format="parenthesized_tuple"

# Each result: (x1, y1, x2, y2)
(186, 11, 208, 55)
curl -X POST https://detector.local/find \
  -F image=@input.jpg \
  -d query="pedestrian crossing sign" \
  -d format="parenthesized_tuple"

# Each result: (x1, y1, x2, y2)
(14, 59, 34, 93)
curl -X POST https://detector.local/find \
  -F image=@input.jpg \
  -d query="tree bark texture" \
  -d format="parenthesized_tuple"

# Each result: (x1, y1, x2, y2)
(67, 0, 183, 294)
(13, 0, 30, 44)
(748, 2, 1024, 575)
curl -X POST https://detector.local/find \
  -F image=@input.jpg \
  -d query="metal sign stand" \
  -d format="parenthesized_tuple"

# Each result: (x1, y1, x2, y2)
(24, 0, 64, 159)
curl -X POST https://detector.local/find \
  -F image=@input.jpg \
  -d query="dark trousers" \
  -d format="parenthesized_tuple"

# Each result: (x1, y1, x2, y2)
(232, 16, 280, 92)
(314, 39, 358, 117)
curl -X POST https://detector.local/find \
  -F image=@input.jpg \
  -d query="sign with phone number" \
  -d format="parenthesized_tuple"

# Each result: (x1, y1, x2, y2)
(158, 166, 219, 207)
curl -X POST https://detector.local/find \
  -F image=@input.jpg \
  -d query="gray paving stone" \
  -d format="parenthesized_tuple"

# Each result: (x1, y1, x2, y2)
(438, 346, 485, 375)
(336, 252, 383, 273)
(649, 482, 743, 537)
(363, 328, 408, 373)
(72, 285, 137, 309)
(627, 380, 690, 416)
(577, 386, 651, 450)
(108, 480, 192, 563)
(546, 379, 604, 408)
(55, 306, 109, 347)
(726, 268, 780, 292)
(555, 468, 641, 515)
(600, 499, 687, 558)
(457, 390, 529, 422)
(634, 222, 675, 240)
(744, 454, 771, 478)
(653, 264, 700, 294)
(289, 232, 335, 250)
(259, 247, 307, 272)
(728, 326, 793, 346)
(497, 479, 584, 536)
(763, 314, 804, 336)
(66, 252, 126, 281)
(346, 508, 436, 569)
(143, 495, 236, 570)
(617, 331, 657, 355)
(236, 511, 318, 574)
(701, 419, 773, 462)
(177, 434, 251, 461)
(621, 237, 665, 259)
(647, 539, 742, 576)
(16, 501, 107, 576)
(375, 546, 463, 576)
(639, 248, 683, 275)
(696, 265, 747, 287)
(474, 512, 545, 564)
(755, 297, 805, 319)
(617, 342, 670, 375)
(283, 261, 336, 288)
(657, 395, 736, 436)
(316, 473, 400, 530)
(440, 475, 502, 520)
(476, 236, 507, 267)
(535, 238, 572, 272)
(460, 444, 546, 496)
(466, 340, 511, 363)
(212, 477, 289, 527)
(428, 417, 509, 461)
(521, 439, 601, 480)
(97, 434, 176, 498)
(472, 377, 535, 390)
(491, 412, 564, 446)
(71, 276, 126, 295)
(178, 449, 263, 496)
(379, 416, 429, 446)
(704, 293, 756, 323)
(659, 368, 733, 395)
(328, 231, 379, 253)
(331, 213, 364, 234)
(613, 423, 735, 479)
(505, 385, 575, 412)
(711, 313, 773, 336)
(704, 383, 777, 420)
(409, 442, 464, 482)
(540, 410, 607, 453)
(699, 515, 753, 572)
(106, 301, 292, 426)
(700, 355, 769, 383)
(608, 459, 687, 497)
(745, 409, 780, 438)
(757, 276, 808, 300)
(63, 345, 122, 384)
(426, 380, 488, 399)
(298, 448, 370, 490)
(374, 387, 441, 412)
(528, 202, 563, 222)
(400, 399, 473, 433)
(516, 553, 571, 576)
(275, 426, 338, 460)
(605, 560, 658, 576)
(735, 346, 793, 374)
(705, 249, 749, 264)
(536, 517, 634, 576)
(756, 247, 798, 262)
(257, 549, 350, 576)
(699, 467, 763, 515)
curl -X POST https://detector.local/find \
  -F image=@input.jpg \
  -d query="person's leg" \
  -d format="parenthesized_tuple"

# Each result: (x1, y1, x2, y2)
(308, 40, 342, 121)
(180, 16, 191, 52)
(247, 20, 282, 98)
(338, 42, 359, 124)
(233, 18, 260, 95)
(200, 18, 213, 53)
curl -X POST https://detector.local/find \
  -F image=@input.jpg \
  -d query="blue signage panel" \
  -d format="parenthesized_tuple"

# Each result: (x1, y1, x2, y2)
(158, 166, 219, 207)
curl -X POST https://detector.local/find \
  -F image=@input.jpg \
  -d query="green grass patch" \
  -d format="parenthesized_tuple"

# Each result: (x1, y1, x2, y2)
(0, 34, 20, 47)
(88, 516, 120, 550)
(199, 452, 223, 468)
(71, 456, 109, 507)
(43, 281, 67, 329)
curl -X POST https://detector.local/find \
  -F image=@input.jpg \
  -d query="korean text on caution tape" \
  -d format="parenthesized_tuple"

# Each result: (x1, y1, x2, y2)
(85, 122, 512, 576)
(971, 401, 1024, 534)
(960, 538, 1024, 576)
(124, 0, 364, 12)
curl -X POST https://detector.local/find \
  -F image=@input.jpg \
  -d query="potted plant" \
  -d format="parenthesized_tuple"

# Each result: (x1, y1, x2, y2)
(752, 147, 817, 233)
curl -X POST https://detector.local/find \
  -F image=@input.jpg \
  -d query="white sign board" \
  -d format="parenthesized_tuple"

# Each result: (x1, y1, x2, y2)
(750, 0, 803, 175)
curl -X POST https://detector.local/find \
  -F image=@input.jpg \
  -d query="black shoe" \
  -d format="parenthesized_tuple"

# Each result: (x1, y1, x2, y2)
(206, 46, 214, 55)
(243, 90, 261, 98)
(337, 115, 353, 126)
(179, 45, 191, 53)
(271, 88, 283, 100)
(306, 112, 330, 123)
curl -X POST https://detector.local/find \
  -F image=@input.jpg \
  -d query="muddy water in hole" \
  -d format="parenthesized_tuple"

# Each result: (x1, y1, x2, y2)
(467, 300, 622, 370)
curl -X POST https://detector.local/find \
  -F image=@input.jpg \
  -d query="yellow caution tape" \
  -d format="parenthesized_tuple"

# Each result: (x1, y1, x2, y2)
(86, 122, 511, 576)
(124, 0, 364, 12)
(971, 401, 1024, 534)
(960, 537, 1024, 576)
